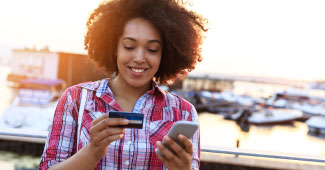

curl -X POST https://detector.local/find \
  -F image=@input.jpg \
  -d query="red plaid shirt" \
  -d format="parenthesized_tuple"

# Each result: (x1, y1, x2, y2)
(39, 79, 200, 170)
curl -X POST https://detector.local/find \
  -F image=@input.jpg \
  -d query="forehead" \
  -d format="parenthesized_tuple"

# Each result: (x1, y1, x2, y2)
(121, 17, 162, 42)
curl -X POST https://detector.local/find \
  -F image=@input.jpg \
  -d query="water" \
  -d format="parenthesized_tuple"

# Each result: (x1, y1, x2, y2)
(199, 113, 325, 157)
(0, 151, 40, 170)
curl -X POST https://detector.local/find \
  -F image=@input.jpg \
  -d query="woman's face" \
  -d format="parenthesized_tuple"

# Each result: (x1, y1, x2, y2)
(116, 17, 162, 89)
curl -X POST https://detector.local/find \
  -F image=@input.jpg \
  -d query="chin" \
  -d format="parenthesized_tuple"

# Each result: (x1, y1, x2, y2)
(128, 79, 151, 89)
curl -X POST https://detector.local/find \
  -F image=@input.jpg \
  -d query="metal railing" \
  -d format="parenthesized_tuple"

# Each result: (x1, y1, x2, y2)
(1, 128, 325, 164)
(201, 146, 325, 163)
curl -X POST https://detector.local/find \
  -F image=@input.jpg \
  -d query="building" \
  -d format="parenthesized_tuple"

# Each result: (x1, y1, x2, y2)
(7, 48, 106, 87)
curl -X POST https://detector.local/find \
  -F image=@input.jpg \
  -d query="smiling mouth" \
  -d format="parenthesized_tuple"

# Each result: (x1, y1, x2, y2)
(130, 67, 147, 73)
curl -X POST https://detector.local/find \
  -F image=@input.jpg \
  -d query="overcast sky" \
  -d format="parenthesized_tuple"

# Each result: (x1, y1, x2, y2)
(0, 0, 324, 81)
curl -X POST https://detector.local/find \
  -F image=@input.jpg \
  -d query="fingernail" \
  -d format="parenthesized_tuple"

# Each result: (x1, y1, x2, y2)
(164, 136, 169, 141)
(120, 134, 124, 138)
(123, 119, 129, 124)
(179, 134, 184, 138)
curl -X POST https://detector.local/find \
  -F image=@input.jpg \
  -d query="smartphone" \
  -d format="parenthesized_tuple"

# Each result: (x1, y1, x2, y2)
(156, 121, 198, 156)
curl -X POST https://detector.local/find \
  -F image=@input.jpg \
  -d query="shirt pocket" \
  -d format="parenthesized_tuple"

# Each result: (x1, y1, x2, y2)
(149, 120, 175, 146)
(84, 100, 107, 120)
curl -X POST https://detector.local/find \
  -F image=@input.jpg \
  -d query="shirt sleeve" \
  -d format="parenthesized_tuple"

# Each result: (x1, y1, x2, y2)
(188, 104, 200, 170)
(39, 87, 78, 170)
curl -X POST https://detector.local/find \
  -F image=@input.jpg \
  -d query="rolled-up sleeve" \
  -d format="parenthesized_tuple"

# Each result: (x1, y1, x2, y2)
(39, 88, 78, 170)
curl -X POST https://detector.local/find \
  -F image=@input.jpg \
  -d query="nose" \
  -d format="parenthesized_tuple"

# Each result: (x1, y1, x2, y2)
(134, 48, 145, 63)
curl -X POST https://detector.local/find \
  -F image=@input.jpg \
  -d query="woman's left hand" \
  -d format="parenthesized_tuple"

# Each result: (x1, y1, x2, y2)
(156, 134, 193, 170)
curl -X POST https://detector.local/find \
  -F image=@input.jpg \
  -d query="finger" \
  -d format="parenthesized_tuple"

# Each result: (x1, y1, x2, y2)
(91, 118, 128, 133)
(99, 133, 124, 146)
(178, 134, 193, 155)
(91, 114, 108, 127)
(90, 115, 110, 135)
(94, 127, 125, 142)
(105, 118, 129, 127)
(156, 141, 179, 162)
(164, 136, 185, 157)
(155, 149, 167, 163)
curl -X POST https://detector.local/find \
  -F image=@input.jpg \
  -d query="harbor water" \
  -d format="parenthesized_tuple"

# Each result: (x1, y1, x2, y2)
(199, 112, 325, 156)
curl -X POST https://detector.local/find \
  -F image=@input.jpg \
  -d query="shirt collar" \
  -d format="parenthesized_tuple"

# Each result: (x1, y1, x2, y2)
(96, 78, 110, 98)
(147, 81, 166, 99)
(77, 79, 102, 91)
(95, 79, 166, 100)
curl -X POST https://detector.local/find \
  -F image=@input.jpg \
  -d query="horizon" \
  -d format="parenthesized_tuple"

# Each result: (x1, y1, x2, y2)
(0, 0, 325, 81)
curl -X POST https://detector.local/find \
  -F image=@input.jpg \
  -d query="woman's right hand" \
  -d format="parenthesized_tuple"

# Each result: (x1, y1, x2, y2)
(87, 114, 129, 161)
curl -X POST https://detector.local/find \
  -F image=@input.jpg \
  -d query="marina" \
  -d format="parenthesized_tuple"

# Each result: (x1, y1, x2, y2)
(1, 0, 325, 169)
(1, 64, 325, 169)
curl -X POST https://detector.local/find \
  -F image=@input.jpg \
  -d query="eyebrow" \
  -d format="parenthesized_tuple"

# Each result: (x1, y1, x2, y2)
(123, 37, 162, 45)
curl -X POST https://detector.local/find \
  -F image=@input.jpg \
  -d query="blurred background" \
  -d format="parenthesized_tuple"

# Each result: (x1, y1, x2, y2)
(0, 0, 324, 169)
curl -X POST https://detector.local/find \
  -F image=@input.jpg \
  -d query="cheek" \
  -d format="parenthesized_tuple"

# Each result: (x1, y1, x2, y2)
(151, 54, 162, 68)
(151, 58, 161, 71)
(116, 43, 130, 62)
(117, 51, 129, 65)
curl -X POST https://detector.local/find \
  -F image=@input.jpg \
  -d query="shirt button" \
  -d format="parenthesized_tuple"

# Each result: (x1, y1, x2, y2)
(124, 160, 129, 166)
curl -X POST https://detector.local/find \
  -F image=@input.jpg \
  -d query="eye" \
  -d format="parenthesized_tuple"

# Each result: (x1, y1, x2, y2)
(124, 46, 134, 50)
(148, 49, 159, 53)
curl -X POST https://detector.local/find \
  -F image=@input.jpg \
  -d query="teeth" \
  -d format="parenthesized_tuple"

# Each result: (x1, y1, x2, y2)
(131, 68, 145, 73)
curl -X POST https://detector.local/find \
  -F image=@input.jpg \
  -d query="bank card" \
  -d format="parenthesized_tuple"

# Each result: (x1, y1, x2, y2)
(108, 111, 144, 129)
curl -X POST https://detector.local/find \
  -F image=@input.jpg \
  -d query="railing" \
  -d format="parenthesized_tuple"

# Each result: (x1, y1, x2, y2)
(0, 128, 47, 143)
(201, 145, 325, 163)
(1, 128, 325, 169)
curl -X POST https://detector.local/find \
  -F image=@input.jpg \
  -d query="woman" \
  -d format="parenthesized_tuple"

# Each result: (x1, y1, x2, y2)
(39, 0, 207, 169)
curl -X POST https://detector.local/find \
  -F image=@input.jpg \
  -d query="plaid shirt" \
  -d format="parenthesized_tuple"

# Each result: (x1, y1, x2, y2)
(39, 79, 200, 170)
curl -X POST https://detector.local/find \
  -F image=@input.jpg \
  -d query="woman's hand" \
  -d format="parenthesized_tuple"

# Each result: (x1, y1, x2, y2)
(156, 134, 193, 170)
(87, 114, 129, 161)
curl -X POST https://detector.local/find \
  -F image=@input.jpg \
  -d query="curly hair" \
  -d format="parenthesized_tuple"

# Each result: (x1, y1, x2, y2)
(84, 0, 207, 84)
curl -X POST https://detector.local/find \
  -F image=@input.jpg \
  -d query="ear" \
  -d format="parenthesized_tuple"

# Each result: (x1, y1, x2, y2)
(110, 72, 117, 79)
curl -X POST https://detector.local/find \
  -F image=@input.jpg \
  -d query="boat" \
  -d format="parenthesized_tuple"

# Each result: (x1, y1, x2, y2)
(248, 109, 303, 125)
(306, 116, 325, 136)
(0, 78, 65, 131)
(266, 90, 325, 121)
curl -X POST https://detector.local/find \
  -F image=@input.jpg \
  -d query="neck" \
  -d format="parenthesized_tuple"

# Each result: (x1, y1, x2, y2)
(109, 76, 151, 102)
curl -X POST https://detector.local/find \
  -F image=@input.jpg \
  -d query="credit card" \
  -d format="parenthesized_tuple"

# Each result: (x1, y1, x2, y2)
(108, 111, 144, 129)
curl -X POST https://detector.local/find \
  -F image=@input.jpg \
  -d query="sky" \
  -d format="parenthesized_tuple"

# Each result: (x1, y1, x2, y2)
(0, 0, 325, 81)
